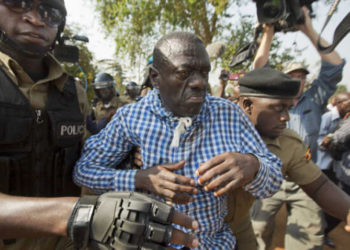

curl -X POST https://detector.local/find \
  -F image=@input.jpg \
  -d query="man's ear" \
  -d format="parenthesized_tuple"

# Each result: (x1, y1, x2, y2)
(149, 66, 160, 88)
(241, 97, 253, 115)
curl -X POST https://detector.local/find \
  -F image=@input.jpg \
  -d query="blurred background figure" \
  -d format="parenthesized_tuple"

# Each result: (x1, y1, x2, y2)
(123, 81, 141, 103)
(87, 72, 126, 134)
(140, 56, 154, 97)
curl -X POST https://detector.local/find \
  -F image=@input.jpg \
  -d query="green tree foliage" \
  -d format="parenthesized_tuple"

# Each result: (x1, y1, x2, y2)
(93, 0, 296, 73)
(94, 0, 244, 63)
(58, 25, 97, 102)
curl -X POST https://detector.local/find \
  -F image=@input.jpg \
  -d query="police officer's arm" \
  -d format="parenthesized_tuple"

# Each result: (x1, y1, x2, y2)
(0, 193, 76, 238)
(0, 192, 200, 248)
(300, 174, 350, 232)
(252, 24, 274, 69)
(295, 7, 342, 65)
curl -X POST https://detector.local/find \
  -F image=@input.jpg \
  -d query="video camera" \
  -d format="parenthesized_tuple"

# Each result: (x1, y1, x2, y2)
(254, 0, 317, 32)
(53, 34, 89, 63)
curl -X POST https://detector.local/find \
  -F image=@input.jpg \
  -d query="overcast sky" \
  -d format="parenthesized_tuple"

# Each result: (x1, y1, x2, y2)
(65, 0, 350, 89)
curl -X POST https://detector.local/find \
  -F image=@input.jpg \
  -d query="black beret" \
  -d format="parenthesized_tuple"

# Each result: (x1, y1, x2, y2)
(239, 67, 300, 98)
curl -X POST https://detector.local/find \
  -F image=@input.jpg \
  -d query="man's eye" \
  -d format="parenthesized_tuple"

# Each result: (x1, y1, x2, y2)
(176, 71, 191, 79)
(273, 106, 284, 112)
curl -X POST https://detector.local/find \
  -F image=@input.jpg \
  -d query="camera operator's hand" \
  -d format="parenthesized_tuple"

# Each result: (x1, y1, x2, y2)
(67, 191, 199, 250)
(294, 6, 313, 35)
(219, 69, 229, 82)
(294, 6, 343, 65)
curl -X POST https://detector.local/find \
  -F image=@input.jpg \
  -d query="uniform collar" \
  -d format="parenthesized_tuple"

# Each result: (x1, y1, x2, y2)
(0, 50, 67, 92)
(262, 134, 281, 149)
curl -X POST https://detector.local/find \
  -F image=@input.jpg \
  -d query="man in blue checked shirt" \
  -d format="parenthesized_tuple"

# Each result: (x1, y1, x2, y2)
(74, 31, 283, 249)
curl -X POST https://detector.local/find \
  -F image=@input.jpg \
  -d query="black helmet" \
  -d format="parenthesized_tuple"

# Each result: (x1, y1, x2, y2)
(93, 72, 116, 90)
(93, 72, 116, 103)
(126, 81, 140, 99)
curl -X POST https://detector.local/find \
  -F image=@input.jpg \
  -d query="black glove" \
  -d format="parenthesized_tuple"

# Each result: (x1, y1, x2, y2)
(67, 192, 174, 250)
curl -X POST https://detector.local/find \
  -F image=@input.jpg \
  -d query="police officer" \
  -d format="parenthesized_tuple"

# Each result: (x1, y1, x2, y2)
(92, 72, 126, 121)
(123, 81, 140, 102)
(86, 72, 127, 135)
(225, 68, 350, 250)
(0, 1, 199, 249)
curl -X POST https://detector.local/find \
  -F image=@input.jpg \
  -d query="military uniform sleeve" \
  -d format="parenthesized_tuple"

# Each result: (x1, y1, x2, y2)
(281, 130, 322, 185)
(234, 105, 283, 198)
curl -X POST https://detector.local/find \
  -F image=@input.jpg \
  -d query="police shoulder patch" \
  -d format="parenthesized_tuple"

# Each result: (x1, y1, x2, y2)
(304, 148, 312, 161)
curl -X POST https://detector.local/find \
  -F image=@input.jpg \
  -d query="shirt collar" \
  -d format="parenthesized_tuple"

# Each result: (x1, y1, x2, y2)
(0, 50, 67, 92)
(147, 88, 209, 125)
(330, 107, 340, 121)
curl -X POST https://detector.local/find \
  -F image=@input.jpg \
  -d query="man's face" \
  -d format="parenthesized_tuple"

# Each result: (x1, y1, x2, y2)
(336, 93, 350, 117)
(241, 97, 294, 138)
(288, 69, 307, 99)
(152, 39, 211, 117)
(95, 87, 116, 103)
(0, 0, 59, 53)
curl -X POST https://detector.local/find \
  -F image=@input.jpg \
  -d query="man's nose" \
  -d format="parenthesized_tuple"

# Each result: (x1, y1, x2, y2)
(188, 72, 208, 89)
(22, 7, 45, 27)
(280, 110, 290, 122)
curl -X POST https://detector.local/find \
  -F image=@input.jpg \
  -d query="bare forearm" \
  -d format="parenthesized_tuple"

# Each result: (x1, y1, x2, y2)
(216, 82, 226, 98)
(302, 174, 350, 221)
(0, 193, 77, 239)
(252, 25, 274, 69)
(301, 24, 342, 65)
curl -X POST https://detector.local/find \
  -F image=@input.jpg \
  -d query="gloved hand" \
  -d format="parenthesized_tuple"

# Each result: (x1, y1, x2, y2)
(67, 191, 196, 250)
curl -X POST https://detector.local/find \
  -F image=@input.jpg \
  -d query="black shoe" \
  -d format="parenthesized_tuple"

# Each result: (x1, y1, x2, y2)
(324, 236, 336, 248)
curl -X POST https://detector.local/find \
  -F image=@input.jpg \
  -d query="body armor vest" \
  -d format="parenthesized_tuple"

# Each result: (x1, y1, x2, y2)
(0, 68, 84, 197)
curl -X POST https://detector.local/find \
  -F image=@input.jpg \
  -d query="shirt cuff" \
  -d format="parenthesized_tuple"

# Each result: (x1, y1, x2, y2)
(243, 154, 265, 192)
(114, 169, 137, 192)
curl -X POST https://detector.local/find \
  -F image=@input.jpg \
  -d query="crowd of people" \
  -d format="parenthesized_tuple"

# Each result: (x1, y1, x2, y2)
(0, 1, 349, 250)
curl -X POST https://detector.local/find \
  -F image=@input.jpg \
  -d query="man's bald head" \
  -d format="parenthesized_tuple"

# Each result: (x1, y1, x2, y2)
(153, 32, 208, 71)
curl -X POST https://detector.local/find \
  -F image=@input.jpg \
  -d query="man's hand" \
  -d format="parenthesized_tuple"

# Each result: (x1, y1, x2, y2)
(135, 161, 198, 204)
(346, 209, 350, 232)
(219, 69, 229, 83)
(196, 152, 260, 196)
(133, 146, 143, 168)
(320, 134, 333, 150)
(106, 110, 116, 122)
(294, 6, 313, 35)
(68, 192, 199, 250)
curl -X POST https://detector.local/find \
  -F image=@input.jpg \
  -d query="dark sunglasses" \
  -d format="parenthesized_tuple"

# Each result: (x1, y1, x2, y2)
(1, 0, 65, 27)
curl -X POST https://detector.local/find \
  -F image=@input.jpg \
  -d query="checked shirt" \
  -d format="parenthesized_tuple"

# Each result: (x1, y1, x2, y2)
(74, 89, 282, 249)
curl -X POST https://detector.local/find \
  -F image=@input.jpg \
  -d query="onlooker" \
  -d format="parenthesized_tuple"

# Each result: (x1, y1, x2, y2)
(317, 92, 350, 172)
(317, 92, 350, 238)
(224, 68, 350, 250)
(251, 6, 345, 249)
(74, 31, 283, 249)
(322, 116, 350, 203)
(0, 1, 199, 249)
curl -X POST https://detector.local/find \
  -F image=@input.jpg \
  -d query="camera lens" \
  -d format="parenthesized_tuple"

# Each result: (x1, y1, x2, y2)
(262, 2, 281, 18)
